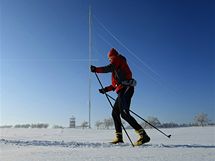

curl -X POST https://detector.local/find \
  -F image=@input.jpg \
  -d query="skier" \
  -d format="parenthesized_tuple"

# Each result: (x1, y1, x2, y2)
(90, 48, 150, 146)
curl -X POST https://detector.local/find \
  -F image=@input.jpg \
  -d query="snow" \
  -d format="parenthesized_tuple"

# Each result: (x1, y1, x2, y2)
(0, 127, 215, 161)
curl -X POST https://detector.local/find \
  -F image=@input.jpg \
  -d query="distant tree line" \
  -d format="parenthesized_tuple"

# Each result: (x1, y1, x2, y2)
(94, 113, 214, 129)
(95, 118, 115, 129)
(0, 123, 49, 128)
(1, 113, 213, 129)
(0, 125, 13, 128)
(80, 121, 89, 129)
(52, 125, 64, 129)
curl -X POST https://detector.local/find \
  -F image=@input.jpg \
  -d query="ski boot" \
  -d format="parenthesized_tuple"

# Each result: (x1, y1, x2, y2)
(110, 132, 124, 144)
(134, 129, 150, 146)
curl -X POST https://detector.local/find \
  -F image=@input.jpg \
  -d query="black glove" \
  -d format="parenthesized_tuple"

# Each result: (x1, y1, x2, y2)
(90, 65, 96, 72)
(99, 88, 106, 94)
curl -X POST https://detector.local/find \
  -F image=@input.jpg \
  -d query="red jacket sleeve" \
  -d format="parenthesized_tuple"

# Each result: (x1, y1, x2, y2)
(105, 85, 115, 92)
(95, 64, 114, 73)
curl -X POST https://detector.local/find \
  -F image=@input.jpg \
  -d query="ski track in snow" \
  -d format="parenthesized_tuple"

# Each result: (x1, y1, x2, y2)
(1, 128, 215, 161)
(1, 139, 215, 149)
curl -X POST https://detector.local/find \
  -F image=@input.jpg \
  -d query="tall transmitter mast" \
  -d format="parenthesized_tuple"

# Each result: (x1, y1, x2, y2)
(88, 6, 92, 128)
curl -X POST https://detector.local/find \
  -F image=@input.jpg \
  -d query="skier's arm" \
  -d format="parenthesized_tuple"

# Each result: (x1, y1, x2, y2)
(99, 85, 115, 94)
(93, 64, 114, 73)
(105, 85, 115, 92)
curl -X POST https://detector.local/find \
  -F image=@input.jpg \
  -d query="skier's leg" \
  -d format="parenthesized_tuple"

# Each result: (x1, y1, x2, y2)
(111, 97, 123, 144)
(112, 97, 122, 133)
(119, 87, 142, 130)
(119, 87, 150, 145)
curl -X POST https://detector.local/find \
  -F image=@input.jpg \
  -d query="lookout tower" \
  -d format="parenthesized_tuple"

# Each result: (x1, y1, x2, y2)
(69, 116, 76, 128)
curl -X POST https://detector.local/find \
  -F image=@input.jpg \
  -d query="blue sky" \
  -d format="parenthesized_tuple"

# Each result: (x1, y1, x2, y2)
(0, 0, 214, 127)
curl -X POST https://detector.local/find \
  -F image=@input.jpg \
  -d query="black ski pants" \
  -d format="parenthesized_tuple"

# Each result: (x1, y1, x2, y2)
(112, 86, 142, 133)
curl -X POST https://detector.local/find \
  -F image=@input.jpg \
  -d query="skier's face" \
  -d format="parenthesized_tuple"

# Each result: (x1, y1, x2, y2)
(108, 57, 113, 63)
(108, 56, 115, 63)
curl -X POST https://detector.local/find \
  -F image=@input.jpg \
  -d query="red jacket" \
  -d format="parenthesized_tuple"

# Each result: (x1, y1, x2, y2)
(95, 55, 132, 93)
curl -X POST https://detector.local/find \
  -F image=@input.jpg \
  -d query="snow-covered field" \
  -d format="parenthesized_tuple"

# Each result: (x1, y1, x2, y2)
(0, 126, 214, 161)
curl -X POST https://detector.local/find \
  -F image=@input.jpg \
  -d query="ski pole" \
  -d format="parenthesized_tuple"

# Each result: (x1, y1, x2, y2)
(94, 72, 134, 147)
(129, 110, 171, 138)
(105, 93, 171, 139)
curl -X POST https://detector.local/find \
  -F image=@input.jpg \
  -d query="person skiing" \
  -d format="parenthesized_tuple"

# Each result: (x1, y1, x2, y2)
(90, 48, 150, 146)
